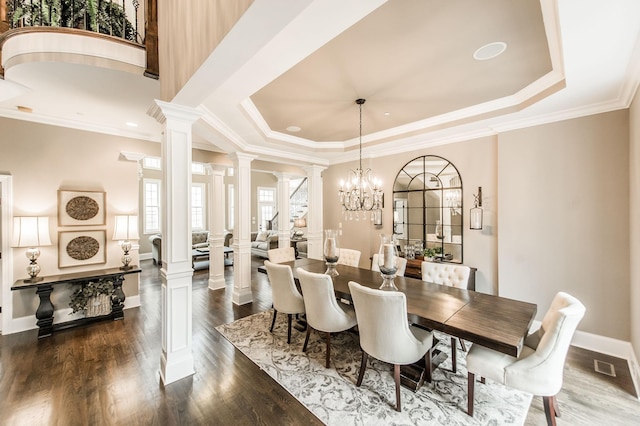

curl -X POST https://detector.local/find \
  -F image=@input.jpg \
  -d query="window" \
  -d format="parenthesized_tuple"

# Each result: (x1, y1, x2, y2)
(258, 187, 276, 230)
(143, 156, 161, 170)
(228, 184, 234, 230)
(192, 183, 206, 230)
(144, 179, 161, 234)
(192, 162, 205, 175)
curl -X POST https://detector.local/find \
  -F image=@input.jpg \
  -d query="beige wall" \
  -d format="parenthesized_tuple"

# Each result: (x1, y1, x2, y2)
(630, 91, 640, 361)
(322, 136, 498, 294)
(498, 110, 630, 340)
(158, 0, 254, 101)
(0, 118, 148, 318)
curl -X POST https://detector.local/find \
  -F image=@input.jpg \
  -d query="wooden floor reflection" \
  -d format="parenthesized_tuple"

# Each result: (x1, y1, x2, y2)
(0, 258, 637, 425)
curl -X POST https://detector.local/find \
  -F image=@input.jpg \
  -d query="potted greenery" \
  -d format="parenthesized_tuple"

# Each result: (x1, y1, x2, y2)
(423, 248, 436, 260)
(69, 279, 115, 317)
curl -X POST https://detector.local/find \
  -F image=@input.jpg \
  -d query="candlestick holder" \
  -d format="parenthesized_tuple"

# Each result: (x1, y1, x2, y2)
(324, 229, 340, 277)
(378, 233, 399, 291)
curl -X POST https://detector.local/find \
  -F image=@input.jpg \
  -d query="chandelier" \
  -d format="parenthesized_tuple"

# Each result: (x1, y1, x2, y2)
(338, 99, 384, 220)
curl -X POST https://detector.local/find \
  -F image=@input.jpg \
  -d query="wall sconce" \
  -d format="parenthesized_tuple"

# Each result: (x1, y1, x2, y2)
(470, 187, 483, 230)
(113, 215, 140, 270)
(12, 216, 52, 282)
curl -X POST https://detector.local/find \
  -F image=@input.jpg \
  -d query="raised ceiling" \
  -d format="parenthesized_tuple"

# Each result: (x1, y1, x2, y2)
(251, 0, 553, 143)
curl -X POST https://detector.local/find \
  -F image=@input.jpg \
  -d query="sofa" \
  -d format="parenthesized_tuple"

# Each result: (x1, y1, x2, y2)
(250, 230, 279, 258)
(149, 231, 211, 266)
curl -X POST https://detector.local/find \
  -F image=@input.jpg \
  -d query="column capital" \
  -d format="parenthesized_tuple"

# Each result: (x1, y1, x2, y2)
(303, 164, 327, 175)
(229, 152, 258, 164)
(272, 172, 298, 181)
(206, 163, 228, 176)
(147, 100, 203, 125)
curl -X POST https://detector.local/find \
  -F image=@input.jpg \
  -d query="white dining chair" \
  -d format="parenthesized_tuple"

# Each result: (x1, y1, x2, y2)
(264, 260, 305, 344)
(267, 247, 296, 263)
(297, 267, 358, 368)
(371, 253, 408, 277)
(421, 261, 471, 373)
(348, 281, 433, 412)
(337, 248, 361, 267)
(466, 292, 586, 425)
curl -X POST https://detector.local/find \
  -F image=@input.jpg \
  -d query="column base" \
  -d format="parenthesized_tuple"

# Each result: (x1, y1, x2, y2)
(232, 289, 253, 305)
(208, 277, 226, 290)
(159, 349, 195, 385)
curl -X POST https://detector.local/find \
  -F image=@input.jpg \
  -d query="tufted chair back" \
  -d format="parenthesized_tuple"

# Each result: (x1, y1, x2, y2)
(371, 253, 408, 277)
(466, 291, 586, 419)
(421, 262, 471, 288)
(337, 248, 361, 267)
(268, 247, 296, 263)
(264, 260, 305, 344)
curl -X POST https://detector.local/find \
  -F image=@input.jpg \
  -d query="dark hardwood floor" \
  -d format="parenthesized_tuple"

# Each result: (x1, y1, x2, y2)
(1, 258, 638, 425)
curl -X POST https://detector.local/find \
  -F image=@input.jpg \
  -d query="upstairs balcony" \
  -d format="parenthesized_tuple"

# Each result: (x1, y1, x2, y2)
(0, 0, 158, 78)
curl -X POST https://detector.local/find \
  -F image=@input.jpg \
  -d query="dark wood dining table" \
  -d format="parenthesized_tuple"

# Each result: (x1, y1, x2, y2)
(260, 258, 537, 358)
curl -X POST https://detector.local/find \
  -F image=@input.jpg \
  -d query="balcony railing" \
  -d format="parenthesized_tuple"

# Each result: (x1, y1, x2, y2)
(4, 0, 145, 44)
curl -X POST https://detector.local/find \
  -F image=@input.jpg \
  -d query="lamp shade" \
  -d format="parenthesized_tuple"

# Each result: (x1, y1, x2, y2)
(12, 217, 52, 247)
(113, 215, 140, 241)
(293, 218, 306, 228)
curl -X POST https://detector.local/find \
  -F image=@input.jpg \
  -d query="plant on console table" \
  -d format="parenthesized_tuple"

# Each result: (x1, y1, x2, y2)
(69, 279, 115, 317)
(423, 247, 443, 261)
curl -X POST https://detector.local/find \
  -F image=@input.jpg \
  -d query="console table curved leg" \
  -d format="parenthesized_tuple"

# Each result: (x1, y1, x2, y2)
(111, 274, 126, 320)
(35, 284, 55, 338)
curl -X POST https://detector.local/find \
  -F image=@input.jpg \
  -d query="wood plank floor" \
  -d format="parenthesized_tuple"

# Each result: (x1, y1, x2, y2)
(1, 258, 638, 425)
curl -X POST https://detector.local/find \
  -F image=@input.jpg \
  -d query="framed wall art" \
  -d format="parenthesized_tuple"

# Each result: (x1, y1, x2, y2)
(59, 230, 107, 268)
(58, 190, 106, 226)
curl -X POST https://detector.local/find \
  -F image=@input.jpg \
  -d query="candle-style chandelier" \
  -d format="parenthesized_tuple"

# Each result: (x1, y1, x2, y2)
(338, 99, 384, 220)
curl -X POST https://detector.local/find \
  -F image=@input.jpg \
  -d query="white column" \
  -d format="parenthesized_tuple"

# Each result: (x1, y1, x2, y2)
(206, 164, 227, 290)
(230, 152, 256, 305)
(148, 100, 201, 386)
(304, 165, 326, 260)
(274, 172, 293, 249)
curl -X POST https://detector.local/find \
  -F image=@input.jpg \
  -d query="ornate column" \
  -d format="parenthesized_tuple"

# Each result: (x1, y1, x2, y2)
(273, 172, 293, 249)
(206, 164, 227, 290)
(148, 100, 201, 385)
(230, 152, 256, 305)
(304, 165, 326, 260)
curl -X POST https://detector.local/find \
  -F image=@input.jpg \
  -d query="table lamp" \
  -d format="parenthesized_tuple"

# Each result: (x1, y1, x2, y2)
(113, 215, 139, 270)
(12, 216, 52, 282)
(292, 217, 306, 238)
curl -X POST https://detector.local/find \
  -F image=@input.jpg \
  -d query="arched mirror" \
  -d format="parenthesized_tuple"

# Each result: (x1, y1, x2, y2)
(393, 155, 463, 263)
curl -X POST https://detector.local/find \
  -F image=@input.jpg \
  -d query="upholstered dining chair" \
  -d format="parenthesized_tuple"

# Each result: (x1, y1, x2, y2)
(421, 261, 472, 373)
(466, 292, 586, 426)
(371, 253, 408, 277)
(348, 281, 433, 412)
(264, 260, 305, 344)
(337, 248, 361, 267)
(268, 247, 296, 263)
(297, 267, 358, 368)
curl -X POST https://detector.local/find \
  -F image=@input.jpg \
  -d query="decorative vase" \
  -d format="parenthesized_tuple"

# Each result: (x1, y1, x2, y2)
(378, 234, 398, 291)
(323, 229, 340, 277)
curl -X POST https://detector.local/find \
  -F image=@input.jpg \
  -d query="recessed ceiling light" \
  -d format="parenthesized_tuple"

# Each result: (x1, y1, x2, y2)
(473, 42, 507, 61)
(126, 121, 138, 128)
(384, 112, 391, 116)
(286, 126, 301, 132)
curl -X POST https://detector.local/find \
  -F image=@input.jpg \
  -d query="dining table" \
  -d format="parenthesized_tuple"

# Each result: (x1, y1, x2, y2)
(260, 258, 537, 359)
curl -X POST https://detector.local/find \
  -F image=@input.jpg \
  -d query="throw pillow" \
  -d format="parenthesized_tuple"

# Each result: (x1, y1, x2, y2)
(255, 231, 269, 242)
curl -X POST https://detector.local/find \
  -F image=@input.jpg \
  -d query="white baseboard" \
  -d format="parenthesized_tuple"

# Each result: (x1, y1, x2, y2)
(7, 295, 142, 335)
(571, 329, 640, 400)
(139, 253, 152, 261)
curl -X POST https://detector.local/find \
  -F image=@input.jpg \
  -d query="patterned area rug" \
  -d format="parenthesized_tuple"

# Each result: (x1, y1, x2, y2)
(216, 310, 532, 425)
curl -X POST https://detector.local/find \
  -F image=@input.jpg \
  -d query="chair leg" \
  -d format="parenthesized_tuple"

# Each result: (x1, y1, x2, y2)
(543, 395, 558, 426)
(553, 395, 560, 417)
(270, 309, 278, 332)
(424, 347, 433, 383)
(287, 314, 292, 344)
(302, 326, 312, 352)
(394, 364, 402, 412)
(450, 336, 457, 373)
(459, 338, 467, 352)
(356, 351, 368, 386)
(325, 332, 331, 368)
(468, 372, 475, 416)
